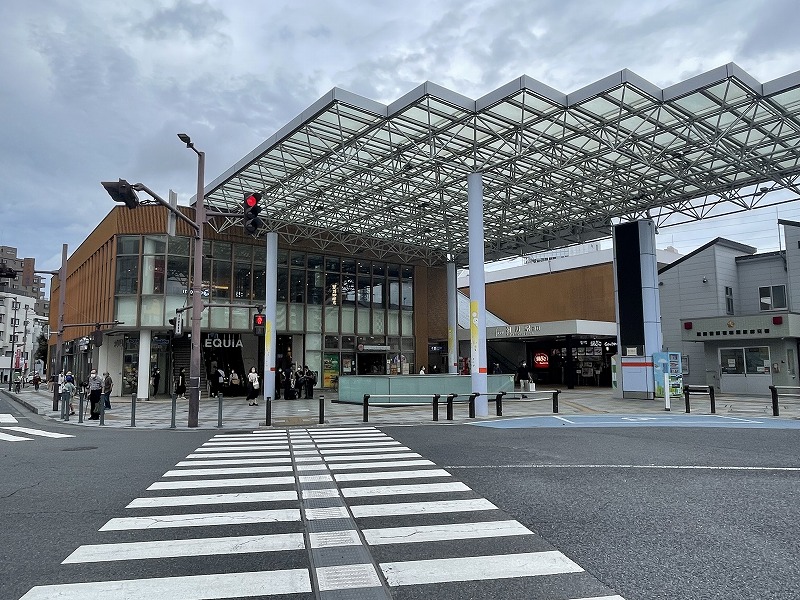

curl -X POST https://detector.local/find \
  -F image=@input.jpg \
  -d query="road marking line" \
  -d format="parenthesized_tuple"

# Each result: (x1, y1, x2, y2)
(63, 533, 305, 563)
(185, 451, 289, 458)
(212, 434, 288, 439)
(0, 426, 74, 438)
(163, 465, 294, 477)
(126, 490, 297, 508)
(380, 551, 582, 586)
(0, 431, 33, 441)
(310, 441, 402, 448)
(0, 414, 19, 423)
(19, 569, 311, 599)
(341, 481, 470, 497)
(202, 441, 290, 446)
(446, 464, 800, 471)
(99, 509, 300, 531)
(324, 452, 422, 462)
(148, 476, 296, 490)
(175, 458, 292, 466)
(553, 416, 576, 424)
(319, 446, 412, 455)
(335, 469, 451, 482)
(328, 459, 435, 471)
(716, 415, 762, 423)
(351, 498, 497, 518)
(193, 446, 290, 452)
(362, 519, 532, 545)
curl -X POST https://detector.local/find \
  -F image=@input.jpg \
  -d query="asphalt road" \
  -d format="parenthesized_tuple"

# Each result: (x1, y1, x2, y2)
(3, 390, 799, 600)
(383, 423, 800, 600)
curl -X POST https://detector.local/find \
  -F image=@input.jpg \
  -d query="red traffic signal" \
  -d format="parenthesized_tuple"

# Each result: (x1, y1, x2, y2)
(243, 192, 263, 235)
(253, 313, 266, 336)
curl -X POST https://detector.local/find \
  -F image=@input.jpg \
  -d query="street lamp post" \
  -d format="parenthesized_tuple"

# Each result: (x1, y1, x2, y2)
(178, 133, 205, 428)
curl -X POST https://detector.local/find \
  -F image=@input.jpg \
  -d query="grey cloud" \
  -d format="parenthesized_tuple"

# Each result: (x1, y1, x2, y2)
(138, 0, 228, 41)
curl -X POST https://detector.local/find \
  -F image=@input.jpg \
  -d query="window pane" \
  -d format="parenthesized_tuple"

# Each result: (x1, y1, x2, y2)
(306, 333, 322, 351)
(373, 309, 385, 335)
(254, 245, 266, 265)
(115, 256, 139, 294)
(210, 307, 229, 329)
(141, 256, 165, 294)
(290, 251, 305, 267)
(325, 256, 340, 272)
(357, 276, 371, 307)
(253, 266, 265, 302)
(168, 236, 190, 256)
(325, 273, 340, 306)
(213, 241, 231, 260)
(325, 335, 339, 349)
(143, 235, 166, 255)
(720, 348, 744, 374)
(401, 310, 414, 335)
(276, 303, 287, 329)
(307, 305, 322, 332)
(745, 346, 770, 374)
(277, 267, 288, 302)
(342, 274, 356, 305)
(289, 304, 304, 330)
(117, 236, 140, 255)
(388, 309, 400, 335)
(290, 270, 305, 303)
(342, 336, 356, 350)
(234, 244, 252, 261)
(342, 259, 356, 274)
(140, 296, 164, 326)
(772, 285, 787, 309)
(234, 262, 252, 300)
(358, 260, 371, 274)
(231, 306, 249, 329)
(115, 297, 138, 325)
(307, 266, 324, 305)
(325, 307, 339, 333)
(357, 308, 370, 333)
(759, 286, 771, 310)
(341, 306, 355, 333)
(277, 249, 288, 265)
(166, 256, 190, 296)
(212, 260, 231, 300)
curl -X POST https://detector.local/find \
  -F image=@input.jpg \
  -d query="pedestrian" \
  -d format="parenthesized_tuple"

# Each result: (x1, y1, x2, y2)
(229, 370, 240, 395)
(217, 367, 226, 396)
(152, 368, 160, 397)
(492, 363, 502, 374)
(303, 366, 314, 399)
(101, 372, 113, 410)
(294, 367, 305, 399)
(86, 369, 103, 419)
(32, 373, 41, 391)
(246, 367, 260, 406)
(275, 369, 282, 400)
(176, 367, 187, 399)
(61, 374, 76, 416)
(284, 367, 295, 400)
(516, 360, 531, 398)
(419, 366, 426, 374)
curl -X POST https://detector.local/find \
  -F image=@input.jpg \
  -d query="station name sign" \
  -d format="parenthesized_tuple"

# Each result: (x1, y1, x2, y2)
(494, 323, 541, 338)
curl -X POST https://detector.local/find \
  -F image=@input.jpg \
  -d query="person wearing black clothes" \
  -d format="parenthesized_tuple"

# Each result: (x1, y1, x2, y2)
(294, 368, 305, 400)
(176, 367, 187, 399)
(86, 369, 103, 419)
(303, 365, 314, 399)
(275, 369, 282, 400)
(516, 361, 531, 398)
(152, 368, 160, 397)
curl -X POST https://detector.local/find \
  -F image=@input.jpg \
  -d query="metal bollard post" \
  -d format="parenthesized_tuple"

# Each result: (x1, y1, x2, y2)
(468, 393, 478, 419)
(318, 395, 325, 424)
(709, 386, 716, 414)
(266, 396, 272, 427)
(170, 393, 177, 429)
(130, 392, 136, 427)
(495, 392, 505, 416)
(432, 394, 440, 422)
(78, 392, 85, 423)
(769, 385, 779, 416)
(446, 394, 456, 421)
(217, 392, 223, 428)
(552, 389, 560, 413)
(684, 386, 690, 413)
(99, 396, 105, 426)
(362, 394, 370, 423)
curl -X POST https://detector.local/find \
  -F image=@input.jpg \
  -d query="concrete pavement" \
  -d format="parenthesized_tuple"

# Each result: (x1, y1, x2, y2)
(3, 382, 799, 429)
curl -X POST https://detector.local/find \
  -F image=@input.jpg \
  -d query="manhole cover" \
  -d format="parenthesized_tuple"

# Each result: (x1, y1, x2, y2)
(62, 446, 98, 451)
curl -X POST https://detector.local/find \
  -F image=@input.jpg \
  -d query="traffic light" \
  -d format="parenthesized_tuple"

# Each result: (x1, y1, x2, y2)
(0, 265, 17, 278)
(252, 313, 266, 336)
(101, 179, 139, 209)
(243, 192, 263, 235)
(169, 316, 183, 337)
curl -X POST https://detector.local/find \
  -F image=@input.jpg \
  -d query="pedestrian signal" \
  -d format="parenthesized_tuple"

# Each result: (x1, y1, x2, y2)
(253, 313, 266, 336)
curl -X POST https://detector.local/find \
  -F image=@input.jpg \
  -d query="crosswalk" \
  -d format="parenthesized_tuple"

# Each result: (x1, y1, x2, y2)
(0, 414, 75, 442)
(19, 426, 625, 599)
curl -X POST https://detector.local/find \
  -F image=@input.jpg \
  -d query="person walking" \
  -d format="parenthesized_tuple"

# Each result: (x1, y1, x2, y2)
(516, 360, 532, 398)
(246, 367, 260, 406)
(32, 373, 41, 391)
(176, 367, 187, 399)
(303, 366, 314, 399)
(86, 369, 103, 419)
(152, 368, 161, 397)
(101, 372, 113, 410)
(294, 367, 305, 400)
(61, 374, 76, 416)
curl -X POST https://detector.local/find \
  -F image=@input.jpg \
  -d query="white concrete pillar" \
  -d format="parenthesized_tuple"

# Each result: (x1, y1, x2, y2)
(468, 172, 488, 415)
(137, 329, 151, 401)
(263, 232, 278, 403)
(446, 260, 458, 374)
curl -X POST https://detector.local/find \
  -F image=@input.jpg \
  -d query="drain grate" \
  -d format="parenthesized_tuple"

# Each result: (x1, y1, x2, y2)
(61, 446, 98, 451)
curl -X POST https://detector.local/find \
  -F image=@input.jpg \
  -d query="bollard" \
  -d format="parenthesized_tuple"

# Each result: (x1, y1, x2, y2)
(363, 394, 370, 423)
(318, 395, 325, 424)
(468, 393, 478, 419)
(683, 386, 690, 413)
(495, 391, 505, 416)
(266, 396, 272, 427)
(432, 394, 440, 422)
(552, 389, 560, 413)
(78, 392, 85, 423)
(446, 394, 456, 421)
(769, 385, 779, 416)
(99, 396, 105, 426)
(130, 392, 136, 427)
(709, 385, 716, 414)
(170, 393, 177, 429)
(216, 392, 224, 428)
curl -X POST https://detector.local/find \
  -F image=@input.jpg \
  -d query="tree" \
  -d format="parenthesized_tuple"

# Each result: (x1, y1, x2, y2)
(35, 333, 48, 363)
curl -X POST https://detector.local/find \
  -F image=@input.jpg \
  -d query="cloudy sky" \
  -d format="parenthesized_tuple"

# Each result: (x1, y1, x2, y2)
(1, 0, 799, 277)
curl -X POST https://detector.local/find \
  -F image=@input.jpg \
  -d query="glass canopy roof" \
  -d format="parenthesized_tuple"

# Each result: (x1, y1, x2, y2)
(203, 63, 800, 267)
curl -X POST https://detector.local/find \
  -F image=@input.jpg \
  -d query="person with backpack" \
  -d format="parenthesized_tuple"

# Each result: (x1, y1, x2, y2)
(246, 367, 260, 406)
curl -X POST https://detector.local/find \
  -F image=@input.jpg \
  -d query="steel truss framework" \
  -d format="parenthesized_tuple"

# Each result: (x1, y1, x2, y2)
(203, 63, 800, 267)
